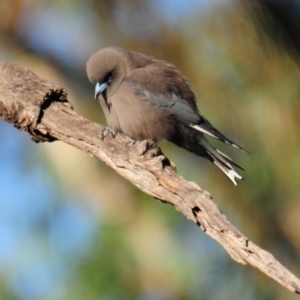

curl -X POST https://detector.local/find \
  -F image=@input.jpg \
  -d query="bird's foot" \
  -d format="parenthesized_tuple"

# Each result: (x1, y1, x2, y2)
(101, 127, 116, 140)
(127, 140, 138, 146)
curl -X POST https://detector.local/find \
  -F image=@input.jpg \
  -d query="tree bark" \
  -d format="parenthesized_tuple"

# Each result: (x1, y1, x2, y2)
(0, 61, 299, 294)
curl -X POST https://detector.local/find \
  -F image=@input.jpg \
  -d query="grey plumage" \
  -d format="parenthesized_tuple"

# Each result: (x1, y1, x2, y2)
(86, 47, 247, 185)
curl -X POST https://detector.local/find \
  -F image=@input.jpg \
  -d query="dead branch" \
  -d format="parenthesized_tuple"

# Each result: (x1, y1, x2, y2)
(0, 61, 299, 294)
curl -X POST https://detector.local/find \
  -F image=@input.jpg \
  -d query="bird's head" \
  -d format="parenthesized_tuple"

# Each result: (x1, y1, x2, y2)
(86, 47, 129, 99)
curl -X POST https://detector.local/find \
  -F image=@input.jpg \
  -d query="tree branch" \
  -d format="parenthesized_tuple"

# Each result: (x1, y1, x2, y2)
(0, 61, 299, 294)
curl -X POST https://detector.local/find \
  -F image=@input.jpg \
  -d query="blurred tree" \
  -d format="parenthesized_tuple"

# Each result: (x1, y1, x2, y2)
(1, 0, 300, 299)
(242, 0, 300, 60)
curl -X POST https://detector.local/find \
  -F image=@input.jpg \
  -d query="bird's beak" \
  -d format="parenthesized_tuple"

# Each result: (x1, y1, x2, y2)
(95, 82, 108, 99)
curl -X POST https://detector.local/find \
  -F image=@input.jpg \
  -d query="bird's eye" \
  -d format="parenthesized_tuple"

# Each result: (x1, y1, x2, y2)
(105, 72, 113, 85)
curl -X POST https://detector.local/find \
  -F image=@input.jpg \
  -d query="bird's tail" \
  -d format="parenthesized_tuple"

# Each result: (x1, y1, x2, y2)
(191, 117, 250, 154)
(198, 137, 243, 185)
(171, 124, 245, 185)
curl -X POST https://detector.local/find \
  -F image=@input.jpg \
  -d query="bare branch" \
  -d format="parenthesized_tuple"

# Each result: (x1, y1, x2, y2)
(0, 61, 299, 294)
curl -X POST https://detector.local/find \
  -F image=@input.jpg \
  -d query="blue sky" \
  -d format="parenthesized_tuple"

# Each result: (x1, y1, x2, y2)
(0, 122, 96, 299)
(16, 0, 210, 69)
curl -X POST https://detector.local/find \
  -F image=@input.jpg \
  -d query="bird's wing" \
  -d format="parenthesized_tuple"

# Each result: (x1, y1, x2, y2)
(127, 67, 248, 152)
(136, 88, 202, 124)
(127, 65, 201, 123)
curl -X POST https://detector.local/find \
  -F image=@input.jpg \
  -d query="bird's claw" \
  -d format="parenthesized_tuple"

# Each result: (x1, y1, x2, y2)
(127, 140, 138, 146)
(101, 127, 116, 140)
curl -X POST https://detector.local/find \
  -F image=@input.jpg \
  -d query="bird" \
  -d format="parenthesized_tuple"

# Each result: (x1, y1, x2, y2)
(86, 47, 248, 185)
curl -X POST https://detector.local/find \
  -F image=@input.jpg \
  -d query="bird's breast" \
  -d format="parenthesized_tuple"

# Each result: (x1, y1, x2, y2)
(98, 95, 121, 131)
(101, 89, 176, 141)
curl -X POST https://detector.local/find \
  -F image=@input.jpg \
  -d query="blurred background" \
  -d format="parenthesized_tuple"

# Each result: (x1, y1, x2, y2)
(1, 0, 300, 299)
